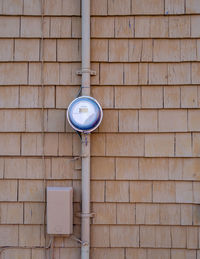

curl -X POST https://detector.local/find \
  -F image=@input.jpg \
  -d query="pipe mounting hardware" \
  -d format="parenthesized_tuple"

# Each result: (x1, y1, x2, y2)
(76, 212, 95, 218)
(76, 69, 96, 76)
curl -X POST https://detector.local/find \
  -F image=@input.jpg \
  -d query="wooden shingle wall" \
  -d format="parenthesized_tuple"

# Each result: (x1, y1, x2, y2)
(0, 0, 200, 258)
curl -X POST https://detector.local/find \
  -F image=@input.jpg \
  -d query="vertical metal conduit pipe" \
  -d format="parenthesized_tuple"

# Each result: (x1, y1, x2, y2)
(81, 0, 91, 258)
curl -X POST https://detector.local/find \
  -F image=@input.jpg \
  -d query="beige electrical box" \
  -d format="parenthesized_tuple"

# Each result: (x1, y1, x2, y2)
(47, 187, 73, 235)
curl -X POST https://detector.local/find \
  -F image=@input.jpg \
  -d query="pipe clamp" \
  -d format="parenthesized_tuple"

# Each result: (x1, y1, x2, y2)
(76, 212, 95, 218)
(76, 69, 96, 76)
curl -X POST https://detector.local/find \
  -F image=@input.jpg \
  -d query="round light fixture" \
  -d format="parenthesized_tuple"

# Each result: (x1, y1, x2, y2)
(67, 96, 103, 133)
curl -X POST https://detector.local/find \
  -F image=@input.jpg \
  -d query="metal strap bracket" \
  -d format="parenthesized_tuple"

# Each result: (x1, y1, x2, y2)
(70, 154, 88, 162)
(76, 69, 96, 76)
(76, 212, 95, 218)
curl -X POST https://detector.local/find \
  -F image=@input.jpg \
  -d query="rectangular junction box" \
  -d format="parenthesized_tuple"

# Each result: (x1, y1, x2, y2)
(47, 187, 73, 235)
